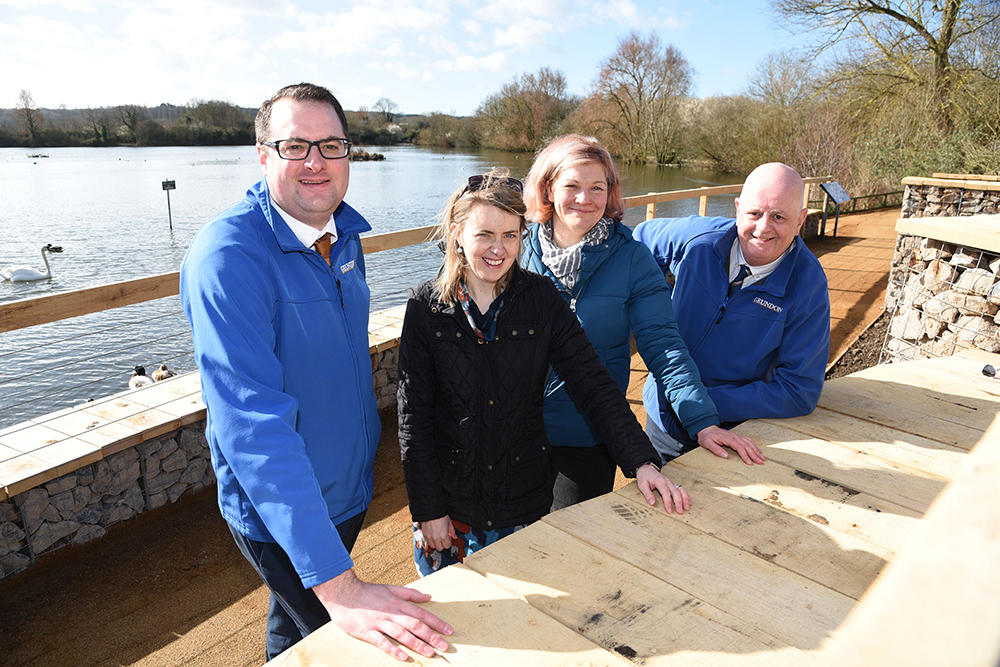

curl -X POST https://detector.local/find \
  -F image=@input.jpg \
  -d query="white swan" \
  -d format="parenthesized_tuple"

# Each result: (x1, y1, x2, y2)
(1, 244, 63, 282)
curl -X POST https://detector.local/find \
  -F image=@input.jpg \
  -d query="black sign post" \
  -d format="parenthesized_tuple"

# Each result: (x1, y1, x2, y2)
(162, 180, 176, 231)
(819, 181, 851, 238)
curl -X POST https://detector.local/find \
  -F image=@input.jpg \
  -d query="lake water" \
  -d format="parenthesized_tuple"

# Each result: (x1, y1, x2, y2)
(0, 145, 743, 427)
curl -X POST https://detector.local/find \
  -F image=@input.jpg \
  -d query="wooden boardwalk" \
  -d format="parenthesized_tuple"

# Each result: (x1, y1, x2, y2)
(271, 349, 1000, 666)
(8, 207, 969, 667)
(803, 208, 899, 366)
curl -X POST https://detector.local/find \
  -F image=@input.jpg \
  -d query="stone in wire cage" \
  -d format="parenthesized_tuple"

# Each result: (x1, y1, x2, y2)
(882, 236, 1000, 364)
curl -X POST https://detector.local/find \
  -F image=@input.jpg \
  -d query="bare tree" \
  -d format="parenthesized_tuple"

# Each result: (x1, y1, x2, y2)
(475, 67, 579, 151)
(691, 96, 794, 173)
(117, 105, 148, 144)
(372, 97, 399, 123)
(84, 107, 114, 145)
(587, 31, 694, 163)
(414, 112, 479, 149)
(745, 51, 815, 108)
(14, 90, 44, 146)
(771, 0, 1000, 132)
(184, 99, 253, 143)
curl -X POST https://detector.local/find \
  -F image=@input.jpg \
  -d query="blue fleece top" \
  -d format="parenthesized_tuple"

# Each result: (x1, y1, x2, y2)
(180, 179, 380, 589)
(633, 216, 830, 443)
(522, 220, 720, 446)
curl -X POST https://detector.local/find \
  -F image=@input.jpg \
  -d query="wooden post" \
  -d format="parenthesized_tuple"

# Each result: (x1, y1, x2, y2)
(699, 194, 708, 216)
(162, 180, 176, 231)
(646, 203, 655, 220)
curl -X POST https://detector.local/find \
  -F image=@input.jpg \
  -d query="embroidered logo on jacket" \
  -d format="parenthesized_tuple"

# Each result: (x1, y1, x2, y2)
(340, 260, 355, 274)
(754, 297, 783, 313)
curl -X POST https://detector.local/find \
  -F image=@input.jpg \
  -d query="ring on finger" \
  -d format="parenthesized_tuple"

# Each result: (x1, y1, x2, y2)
(675, 484, 683, 489)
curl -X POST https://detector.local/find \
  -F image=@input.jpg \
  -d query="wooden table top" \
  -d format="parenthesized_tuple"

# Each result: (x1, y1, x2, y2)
(270, 350, 1000, 666)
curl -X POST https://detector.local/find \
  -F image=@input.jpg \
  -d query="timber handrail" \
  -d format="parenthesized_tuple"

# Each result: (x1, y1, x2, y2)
(0, 176, 836, 334)
(931, 172, 1000, 182)
(0, 273, 181, 334)
(0, 225, 437, 334)
(633, 175, 833, 219)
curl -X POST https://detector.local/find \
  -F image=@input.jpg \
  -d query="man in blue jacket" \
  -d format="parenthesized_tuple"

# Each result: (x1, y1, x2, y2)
(181, 83, 451, 662)
(633, 162, 830, 464)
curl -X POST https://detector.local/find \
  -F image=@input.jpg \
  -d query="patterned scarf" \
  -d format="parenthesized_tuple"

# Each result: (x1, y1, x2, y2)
(538, 217, 613, 291)
(457, 280, 505, 341)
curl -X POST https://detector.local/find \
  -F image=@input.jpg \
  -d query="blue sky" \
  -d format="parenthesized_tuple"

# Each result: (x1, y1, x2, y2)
(0, 0, 811, 115)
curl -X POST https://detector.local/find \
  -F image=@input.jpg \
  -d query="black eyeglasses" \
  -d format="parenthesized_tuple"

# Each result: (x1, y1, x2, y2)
(462, 174, 523, 195)
(262, 138, 352, 160)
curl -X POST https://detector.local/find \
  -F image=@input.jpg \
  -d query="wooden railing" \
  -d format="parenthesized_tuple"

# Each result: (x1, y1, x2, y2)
(931, 172, 1000, 182)
(0, 176, 835, 335)
(632, 175, 833, 219)
(0, 226, 437, 334)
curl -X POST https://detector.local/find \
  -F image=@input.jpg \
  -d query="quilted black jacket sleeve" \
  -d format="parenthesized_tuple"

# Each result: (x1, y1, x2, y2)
(397, 268, 658, 530)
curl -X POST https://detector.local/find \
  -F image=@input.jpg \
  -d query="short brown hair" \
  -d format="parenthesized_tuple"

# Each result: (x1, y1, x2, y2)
(523, 134, 625, 223)
(255, 83, 349, 143)
(434, 168, 527, 305)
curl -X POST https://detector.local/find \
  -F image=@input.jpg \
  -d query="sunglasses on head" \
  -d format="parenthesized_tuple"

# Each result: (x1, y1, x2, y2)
(462, 174, 523, 196)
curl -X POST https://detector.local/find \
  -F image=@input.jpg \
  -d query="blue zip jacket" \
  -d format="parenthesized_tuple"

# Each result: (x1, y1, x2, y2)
(633, 216, 830, 443)
(522, 220, 720, 446)
(180, 179, 380, 589)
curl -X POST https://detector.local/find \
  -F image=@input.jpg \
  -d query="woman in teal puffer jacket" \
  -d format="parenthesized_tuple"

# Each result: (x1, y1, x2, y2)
(521, 135, 761, 510)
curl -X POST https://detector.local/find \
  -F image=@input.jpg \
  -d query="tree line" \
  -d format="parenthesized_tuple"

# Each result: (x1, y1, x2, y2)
(5, 0, 998, 199)
(469, 0, 1000, 198)
(2, 94, 259, 148)
(0, 91, 465, 152)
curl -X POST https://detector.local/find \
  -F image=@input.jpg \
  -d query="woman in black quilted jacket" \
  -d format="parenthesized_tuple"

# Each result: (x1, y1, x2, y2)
(397, 168, 691, 577)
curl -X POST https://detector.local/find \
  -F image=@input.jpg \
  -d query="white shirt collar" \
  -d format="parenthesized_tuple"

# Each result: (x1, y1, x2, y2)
(271, 197, 338, 248)
(729, 238, 792, 286)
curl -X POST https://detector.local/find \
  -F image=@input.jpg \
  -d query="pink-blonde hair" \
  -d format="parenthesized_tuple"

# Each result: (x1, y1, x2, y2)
(523, 134, 625, 224)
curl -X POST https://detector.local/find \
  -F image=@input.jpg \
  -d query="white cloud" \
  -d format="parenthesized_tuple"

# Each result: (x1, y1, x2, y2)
(199, 0, 290, 14)
(265, 0, 448, 62)
(609, 0, 639, 20)
(0, 0, 805, 116)
(419, 33, 461, 57)
(435, 51, 508, 73)
(472, 0, 569, 22)
(492, 17, 560, 50)
(0, 0, 97, 11)
(369, 60, 428, 81)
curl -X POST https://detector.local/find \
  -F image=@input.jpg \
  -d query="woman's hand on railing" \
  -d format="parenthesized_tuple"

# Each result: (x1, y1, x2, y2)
(696, 425, 764, 465)
(636, 464, 691, 515)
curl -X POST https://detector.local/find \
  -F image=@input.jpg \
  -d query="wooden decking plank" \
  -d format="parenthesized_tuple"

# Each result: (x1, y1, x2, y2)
(817, 375, 991, 448)
(818, 417, 1000, 666)
(536, 492, 855, 654)
(955, 347, 1000, 366)
(732, 420, 947, 513)
(465, 520, 814, 667)
(850, 355, 1000, 405)
(668, 448, 922, 554)
(270, 564, 633, 667)
(610, 475, 891, 601)
(756, 407, 968, 482)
